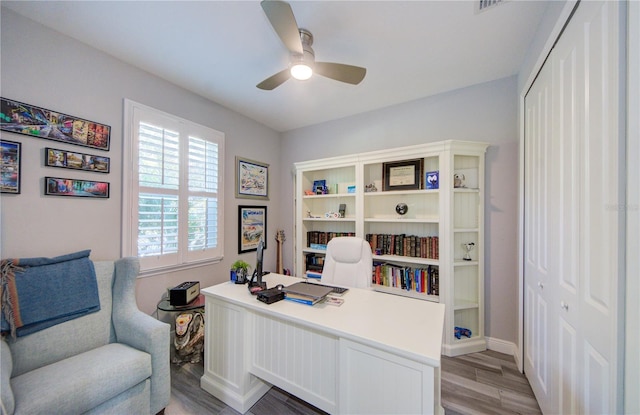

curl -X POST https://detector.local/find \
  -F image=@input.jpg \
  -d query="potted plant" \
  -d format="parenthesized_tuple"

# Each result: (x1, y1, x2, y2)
(230, 259, 251, 284)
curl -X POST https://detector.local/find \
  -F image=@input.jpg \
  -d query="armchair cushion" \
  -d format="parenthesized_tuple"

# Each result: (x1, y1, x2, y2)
(10, 343, 150, 414)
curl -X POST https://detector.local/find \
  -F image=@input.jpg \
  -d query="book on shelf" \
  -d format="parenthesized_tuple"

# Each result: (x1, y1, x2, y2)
(366, 234, 439, 259)
(307, 231, 356, 247)
(372, 262, 439, 296)
(305, 270, 322, 279)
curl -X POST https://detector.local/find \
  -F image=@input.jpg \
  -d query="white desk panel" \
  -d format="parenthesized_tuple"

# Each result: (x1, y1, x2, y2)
(201, 274, 445, 414)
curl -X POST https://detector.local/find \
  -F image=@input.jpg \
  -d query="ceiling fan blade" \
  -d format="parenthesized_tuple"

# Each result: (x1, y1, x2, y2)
(261, 0, 303, 55)
(257, 68, 291, 90)
(314, 62, 367, 85)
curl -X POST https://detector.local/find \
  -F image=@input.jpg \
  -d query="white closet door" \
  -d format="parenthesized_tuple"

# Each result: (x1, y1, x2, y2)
(524, 1, 621, 413)
(524, 56, 556, 415)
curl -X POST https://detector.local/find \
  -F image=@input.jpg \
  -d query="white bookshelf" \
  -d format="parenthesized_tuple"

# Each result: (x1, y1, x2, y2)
(294, 140, 488, 356)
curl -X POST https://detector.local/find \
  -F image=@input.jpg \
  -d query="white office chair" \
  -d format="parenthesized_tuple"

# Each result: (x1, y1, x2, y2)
(321, 237, 373, 289)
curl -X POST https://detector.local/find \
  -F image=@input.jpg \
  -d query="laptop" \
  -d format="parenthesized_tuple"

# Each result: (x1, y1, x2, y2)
(282, 282, 334, 300)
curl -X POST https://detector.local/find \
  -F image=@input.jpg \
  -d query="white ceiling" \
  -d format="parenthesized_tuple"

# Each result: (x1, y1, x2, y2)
(3, 1, 549, 132)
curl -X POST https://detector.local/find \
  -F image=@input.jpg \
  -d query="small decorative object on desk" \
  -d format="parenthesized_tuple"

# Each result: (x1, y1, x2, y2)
(231, 260, 251, 284)
(462, 242, 475, 261)
(324, 296, 344, 306)
(425, 171, 439, 189)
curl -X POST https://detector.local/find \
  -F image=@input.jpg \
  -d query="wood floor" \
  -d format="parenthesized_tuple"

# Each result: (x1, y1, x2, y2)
(166, 349, 541, 415)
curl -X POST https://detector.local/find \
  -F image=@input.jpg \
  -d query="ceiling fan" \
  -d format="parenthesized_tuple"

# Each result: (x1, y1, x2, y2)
(257, 0, 367, 90)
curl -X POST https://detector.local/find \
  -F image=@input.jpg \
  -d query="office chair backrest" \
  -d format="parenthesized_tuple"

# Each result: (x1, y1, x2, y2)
(321, 237, 372, 289)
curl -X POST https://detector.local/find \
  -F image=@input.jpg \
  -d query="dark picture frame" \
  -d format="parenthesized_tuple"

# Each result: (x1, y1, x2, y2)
(382, 158, 424, 191)
(238, 205, 267, 253)
(235, 156, 269, 200)
(45, 177, 110, 198)
(1, 139, 21, 194)
(1, 97, 111, 151)
(45, 147, 110, 173)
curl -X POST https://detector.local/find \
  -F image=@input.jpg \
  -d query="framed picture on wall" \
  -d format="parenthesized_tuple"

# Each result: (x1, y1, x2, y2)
(0, 97, 111, 151)
(238, 205, 267, 253)
(45, 147, 110, 173)
(0, 139, 21, 194)
(235, 157, 269, 200)
(45, 177, 110, 198)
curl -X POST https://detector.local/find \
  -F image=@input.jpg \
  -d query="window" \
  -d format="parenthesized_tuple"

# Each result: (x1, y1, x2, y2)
(123, 100, 224, 273)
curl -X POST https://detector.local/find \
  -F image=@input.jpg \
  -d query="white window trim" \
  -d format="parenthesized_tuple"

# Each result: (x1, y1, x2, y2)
(122, 99, 224, 276)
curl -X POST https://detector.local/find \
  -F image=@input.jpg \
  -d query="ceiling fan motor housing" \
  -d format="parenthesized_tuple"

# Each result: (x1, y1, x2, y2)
(292, 29, 315, 65)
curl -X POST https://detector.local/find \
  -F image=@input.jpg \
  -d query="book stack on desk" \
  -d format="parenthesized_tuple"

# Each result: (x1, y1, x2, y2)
(283, 282, 334, 306)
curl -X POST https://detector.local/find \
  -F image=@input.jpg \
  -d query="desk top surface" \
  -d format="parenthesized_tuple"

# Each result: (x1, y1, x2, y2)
(202, 274, 445, 367)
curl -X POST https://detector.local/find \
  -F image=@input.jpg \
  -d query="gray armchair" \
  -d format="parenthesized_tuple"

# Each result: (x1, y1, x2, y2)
(1, 257, 170, 415)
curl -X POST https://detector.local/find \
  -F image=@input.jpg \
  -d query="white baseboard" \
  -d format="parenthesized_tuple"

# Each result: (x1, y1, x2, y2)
(486, 337, 517, 356)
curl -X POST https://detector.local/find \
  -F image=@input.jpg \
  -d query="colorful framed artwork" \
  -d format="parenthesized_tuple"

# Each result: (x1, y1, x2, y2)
(238, 205, 267, 253)
(235, 156, 269, 200)
(0, 98, 110, 151)
(45, 147, 110, 173)
(45, 177, 110, 198)
(0, 139, 21, 194)
(382, 158, 423, 191)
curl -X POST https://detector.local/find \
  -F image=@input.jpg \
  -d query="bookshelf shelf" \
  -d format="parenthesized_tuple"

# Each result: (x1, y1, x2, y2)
(295, 140, 488, 357)
(302, 218, 356, 222)
(364, 217, 439, 223)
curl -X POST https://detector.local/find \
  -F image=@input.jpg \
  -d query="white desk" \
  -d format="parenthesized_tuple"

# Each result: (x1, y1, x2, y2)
(200, 274, 445, 414)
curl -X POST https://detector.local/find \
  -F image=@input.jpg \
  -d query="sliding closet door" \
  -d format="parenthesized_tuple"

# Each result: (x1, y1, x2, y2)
(524, 1, 622, 413)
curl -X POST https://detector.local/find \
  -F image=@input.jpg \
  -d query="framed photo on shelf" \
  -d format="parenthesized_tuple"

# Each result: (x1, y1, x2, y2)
(382, 158, 423, 191)
(0, 139, 21, 194)
(425, 170, 439, 189)
(238, 205, 267, 253)
(45, 147, 110, 173)
(1, 97, 111, 151)
(45, 177, 110, 198)
(235, 156, 269, 200)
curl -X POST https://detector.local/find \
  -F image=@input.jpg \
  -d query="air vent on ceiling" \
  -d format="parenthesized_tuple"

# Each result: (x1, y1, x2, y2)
(475, 0, 505, 13)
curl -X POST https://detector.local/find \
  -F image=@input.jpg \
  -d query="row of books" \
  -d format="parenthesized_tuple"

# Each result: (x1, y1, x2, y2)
(305, 253, 325, 271)
(306, 231, 356, 246)
(372, 263, 439, 295)
(366, 234, 439, 259)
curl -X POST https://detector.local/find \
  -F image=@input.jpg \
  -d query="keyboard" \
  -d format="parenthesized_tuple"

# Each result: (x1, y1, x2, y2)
(301, 281, 349, 296)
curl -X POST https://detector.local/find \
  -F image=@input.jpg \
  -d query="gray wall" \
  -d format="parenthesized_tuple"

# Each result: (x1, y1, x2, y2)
(0, 8, 282, 315)
(278, 76, 520, 344)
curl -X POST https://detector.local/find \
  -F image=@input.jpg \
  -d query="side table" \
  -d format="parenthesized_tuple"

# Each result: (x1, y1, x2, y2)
(157, 294, 205, 364)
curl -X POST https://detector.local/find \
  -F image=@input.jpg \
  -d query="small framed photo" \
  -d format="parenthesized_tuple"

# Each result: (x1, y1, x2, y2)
(235, 157, 269, 200)
(382, 158, 423, 191)
(45, 147, 110, 173)
(425, 170, 439, 189)
(238, 205, 267, 253)
(1, 139, 22, 194)
(45, 177, 110, 198)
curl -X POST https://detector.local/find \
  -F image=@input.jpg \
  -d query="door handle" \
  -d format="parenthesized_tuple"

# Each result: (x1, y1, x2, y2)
(560, 301, 569, 311)
(538, 282, 544, 289)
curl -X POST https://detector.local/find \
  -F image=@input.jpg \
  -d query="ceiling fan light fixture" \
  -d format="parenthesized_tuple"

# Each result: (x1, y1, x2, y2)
(290, 63, 313, 80)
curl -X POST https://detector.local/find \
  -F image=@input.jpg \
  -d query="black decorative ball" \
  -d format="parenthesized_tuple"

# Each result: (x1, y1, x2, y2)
(395, 203, 408, 215)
